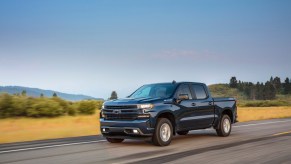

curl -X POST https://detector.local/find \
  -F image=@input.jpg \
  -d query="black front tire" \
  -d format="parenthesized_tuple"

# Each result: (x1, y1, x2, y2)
(216, 115, 232, 137)
(152, 118, 173, 146)
(177, 130, 189, 135)
(106, 137, 124, 143)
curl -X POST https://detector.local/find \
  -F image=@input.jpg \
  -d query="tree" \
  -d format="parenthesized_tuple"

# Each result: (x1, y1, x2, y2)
(52, 92, 58, 97)
(229, 77, 238, 88)
(21, 90, 27, 96)
(284, 78, 290, 94)
(273, 77, 282, 93)
(263, 81, 276, 100)
(255, 82, 263, 100)
(27, 99, 65, 117)
(77, 100, 96, 115)
(40, 93, 44, 98)
(109, 91, 118, 100)
(0, 94, 14, 118)
(270, 76, 273, 83)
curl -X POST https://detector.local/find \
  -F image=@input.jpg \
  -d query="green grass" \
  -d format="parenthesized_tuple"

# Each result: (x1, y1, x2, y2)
(238, 100, 291, 107)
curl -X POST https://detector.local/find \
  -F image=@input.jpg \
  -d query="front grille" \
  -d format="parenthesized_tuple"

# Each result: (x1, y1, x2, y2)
(104, 114, 137, 120)
(103, 105, 139, 120)
(105, 105, 137, 109)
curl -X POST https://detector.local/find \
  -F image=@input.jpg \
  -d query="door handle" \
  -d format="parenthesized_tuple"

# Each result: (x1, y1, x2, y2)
(191, 103, 196, 106)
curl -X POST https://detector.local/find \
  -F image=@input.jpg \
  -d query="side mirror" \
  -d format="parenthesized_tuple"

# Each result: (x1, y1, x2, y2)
(164, 98, 174, 104)
(178, 94, 189, 101)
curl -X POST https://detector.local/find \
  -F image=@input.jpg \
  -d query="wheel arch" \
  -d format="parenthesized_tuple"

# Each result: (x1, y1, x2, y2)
(156, 111, 176, 135)
(221, 108, 234, 123)
(214, 108, 234, 129)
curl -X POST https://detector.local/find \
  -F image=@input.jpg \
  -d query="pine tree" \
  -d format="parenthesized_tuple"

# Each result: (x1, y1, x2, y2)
(270, 76, 273, 83)
(53, 92, 58, 97)
(21, 90, 27, 96)
(264, 82, 276, 100)
(273, 77, 282, 93)
(40, 93, 44, 98)
(109, 91, 118, 100)
(284, 78, 290, 94)
(229, 77, 238, 88)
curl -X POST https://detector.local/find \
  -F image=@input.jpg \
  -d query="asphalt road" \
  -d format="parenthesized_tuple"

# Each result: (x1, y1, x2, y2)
(1, 118, 291, 164)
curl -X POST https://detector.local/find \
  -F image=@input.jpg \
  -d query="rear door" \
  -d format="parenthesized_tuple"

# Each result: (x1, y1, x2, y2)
(189, 84, 215, 128)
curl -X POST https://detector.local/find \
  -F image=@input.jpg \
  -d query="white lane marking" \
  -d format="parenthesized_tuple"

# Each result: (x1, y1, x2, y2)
(0, 140, 106, 154)
(1, 119, 291, 154)
(233, 119, 291, 128)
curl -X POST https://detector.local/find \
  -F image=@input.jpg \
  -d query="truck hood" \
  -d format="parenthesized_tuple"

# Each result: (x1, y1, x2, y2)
(104, 97, 164, 105)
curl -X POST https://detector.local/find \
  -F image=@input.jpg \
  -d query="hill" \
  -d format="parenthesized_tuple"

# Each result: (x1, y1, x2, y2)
(208, 84, 246, 100)
(0, 86, 103, 101)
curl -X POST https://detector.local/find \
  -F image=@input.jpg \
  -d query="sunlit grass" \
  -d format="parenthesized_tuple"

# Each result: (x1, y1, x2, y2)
(1, 107, 291, 143)
(0, 111, 100, 143)
(238, 106, 291, 122)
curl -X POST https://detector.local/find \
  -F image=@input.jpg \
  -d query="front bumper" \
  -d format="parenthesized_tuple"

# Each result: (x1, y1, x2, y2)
(100, 118, 154, 138)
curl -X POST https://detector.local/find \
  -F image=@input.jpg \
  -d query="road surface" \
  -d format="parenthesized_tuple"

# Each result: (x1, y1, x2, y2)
(1, 118, 291, 164)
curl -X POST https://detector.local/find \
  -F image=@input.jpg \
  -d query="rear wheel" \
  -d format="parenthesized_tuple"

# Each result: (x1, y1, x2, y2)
(152, 118, 173, 146)
(177, 130, 189, 135)
(106, 137, 124, 143)
(216, 115, 232, 137)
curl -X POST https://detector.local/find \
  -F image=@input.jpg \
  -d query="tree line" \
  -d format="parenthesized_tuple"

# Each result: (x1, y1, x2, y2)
(0, 93, 103, 118)
(229, 76, 291, 100)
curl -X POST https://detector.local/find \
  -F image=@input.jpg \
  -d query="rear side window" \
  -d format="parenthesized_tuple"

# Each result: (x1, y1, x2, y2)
(192, 84, 207, 99)
(176, 84, 192, 99)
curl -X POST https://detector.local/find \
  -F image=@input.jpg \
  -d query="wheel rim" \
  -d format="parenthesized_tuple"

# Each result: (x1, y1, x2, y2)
(223, 118, 231, 133)
(160, 123, 171, 142)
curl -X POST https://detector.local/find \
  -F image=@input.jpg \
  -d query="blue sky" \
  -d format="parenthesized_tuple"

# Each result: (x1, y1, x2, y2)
(0, 0, 291, 99)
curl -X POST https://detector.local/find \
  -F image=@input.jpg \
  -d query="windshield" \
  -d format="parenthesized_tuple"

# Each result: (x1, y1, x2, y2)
(129, 84, 177, 99)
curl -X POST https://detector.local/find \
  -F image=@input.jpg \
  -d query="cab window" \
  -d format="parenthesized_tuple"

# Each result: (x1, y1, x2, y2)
(191, 84, 207, 99)
(175, 84, 192, 99)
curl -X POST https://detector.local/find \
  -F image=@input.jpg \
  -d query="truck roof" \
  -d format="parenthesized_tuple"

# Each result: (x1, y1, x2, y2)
(146, 81, 205, 85)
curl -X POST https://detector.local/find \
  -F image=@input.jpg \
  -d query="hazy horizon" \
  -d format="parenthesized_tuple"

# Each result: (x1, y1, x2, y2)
(1, 0, 291, 99)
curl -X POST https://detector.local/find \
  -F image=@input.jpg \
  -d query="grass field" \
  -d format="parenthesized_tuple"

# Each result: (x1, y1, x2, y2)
(1, 107, 291, 143)
(237, 106, 291, 122)
(0, 112, 100, 143)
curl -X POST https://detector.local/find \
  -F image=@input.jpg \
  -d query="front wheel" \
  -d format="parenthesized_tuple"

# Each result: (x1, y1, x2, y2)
(216, 115, 232, 137)
(152, 118, 173, 146)
(106, 137, 124, 143)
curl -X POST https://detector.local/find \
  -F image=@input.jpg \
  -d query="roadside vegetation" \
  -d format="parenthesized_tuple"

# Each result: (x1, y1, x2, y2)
(0, 93, 103, 118)
(209, 76, 291, 107)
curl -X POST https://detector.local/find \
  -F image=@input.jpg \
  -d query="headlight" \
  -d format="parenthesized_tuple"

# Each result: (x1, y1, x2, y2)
(101, 104, 105, 109)
(137, 104, 154, 109)
(100, 111, 105, 118)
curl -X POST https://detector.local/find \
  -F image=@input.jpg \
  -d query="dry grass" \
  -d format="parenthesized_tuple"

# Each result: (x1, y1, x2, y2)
(1, 107, 291, 143)
(238, 106, 291, 122)
(0, 111, 100, 143)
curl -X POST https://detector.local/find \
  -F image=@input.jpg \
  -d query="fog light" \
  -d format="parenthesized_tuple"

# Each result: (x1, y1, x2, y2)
(133, 129, 139, 134)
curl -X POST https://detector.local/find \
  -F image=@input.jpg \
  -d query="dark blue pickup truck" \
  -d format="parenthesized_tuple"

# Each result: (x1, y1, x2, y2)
(100, 81, 237, 146)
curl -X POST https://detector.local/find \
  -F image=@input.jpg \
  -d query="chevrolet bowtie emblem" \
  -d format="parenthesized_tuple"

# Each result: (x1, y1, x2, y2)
(113, 109, 121, 114)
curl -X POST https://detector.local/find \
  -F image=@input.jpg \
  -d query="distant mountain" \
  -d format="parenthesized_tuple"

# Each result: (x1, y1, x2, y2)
(0, 86, 103, 101)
